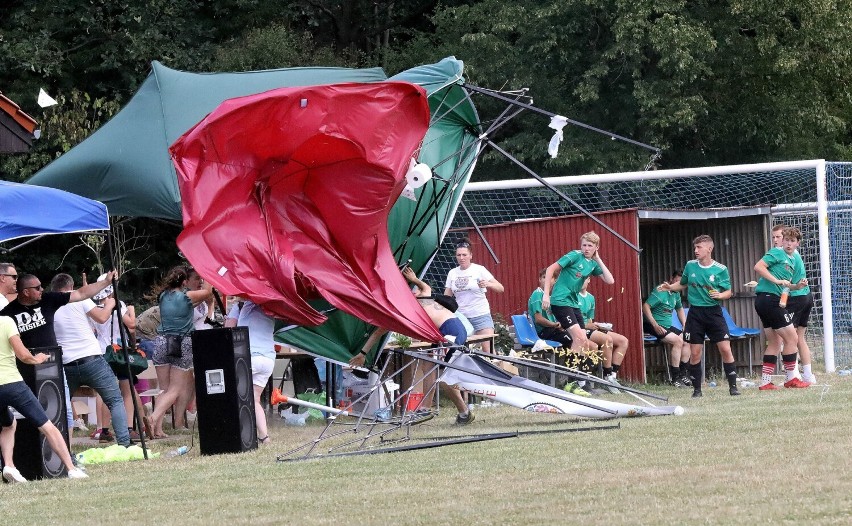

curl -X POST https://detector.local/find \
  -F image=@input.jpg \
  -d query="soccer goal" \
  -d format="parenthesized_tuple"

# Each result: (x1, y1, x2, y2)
(423, 160, 849, 372)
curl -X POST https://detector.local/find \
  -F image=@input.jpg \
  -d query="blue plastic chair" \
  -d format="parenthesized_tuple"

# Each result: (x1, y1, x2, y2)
(721, 307, 760, 373)
(721, 307, 761, 336)
(510, 314, 561, 348)
(511, 314, 562, 386)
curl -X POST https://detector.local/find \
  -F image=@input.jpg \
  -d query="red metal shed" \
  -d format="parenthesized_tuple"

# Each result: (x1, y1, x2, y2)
(455, 209, 646, 382)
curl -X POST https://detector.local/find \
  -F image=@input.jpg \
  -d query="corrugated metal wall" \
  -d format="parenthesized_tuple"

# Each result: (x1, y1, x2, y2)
(459, 209, 646, 382)
(639, 214, 770, 377)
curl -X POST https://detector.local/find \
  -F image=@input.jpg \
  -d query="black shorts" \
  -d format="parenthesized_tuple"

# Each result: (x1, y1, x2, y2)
(642, 319, 681, 339)
(551, 305, 584, 330)
(754, 293, 794, 330)
(683, 305, 729, 344)
(539, 326, 573, 348)
(787, 293, 813, 328)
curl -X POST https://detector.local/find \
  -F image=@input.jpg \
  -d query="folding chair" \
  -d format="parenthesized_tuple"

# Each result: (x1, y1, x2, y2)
(511, 314, 562, 386)
(721, 307, 761, 374)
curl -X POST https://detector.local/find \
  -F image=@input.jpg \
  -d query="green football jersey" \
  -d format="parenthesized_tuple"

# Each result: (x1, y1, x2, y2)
(528, 287, 557, 333)
(680, 259, 731, 307)
(646, 288, 682, 327)
(577, 291, 595, 323)
(550, 250, 603, 308)
(790, 250, 810, 297)
(755, 247, 794, 296)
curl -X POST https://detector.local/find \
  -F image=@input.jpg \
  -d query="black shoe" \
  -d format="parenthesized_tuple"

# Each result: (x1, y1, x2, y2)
(692, 390, 703, 398)
(679, 374, 692, 387)
(729, 386, 741, 396)
(455, 411, 475, 425)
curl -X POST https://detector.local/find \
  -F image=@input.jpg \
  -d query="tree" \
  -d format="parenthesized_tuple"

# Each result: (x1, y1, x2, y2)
(384, 0, 852, 176)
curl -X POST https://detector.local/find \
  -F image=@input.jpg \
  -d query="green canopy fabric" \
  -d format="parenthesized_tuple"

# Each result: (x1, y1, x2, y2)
(28, 62, 386, 219)
(28, 57, 480, 363)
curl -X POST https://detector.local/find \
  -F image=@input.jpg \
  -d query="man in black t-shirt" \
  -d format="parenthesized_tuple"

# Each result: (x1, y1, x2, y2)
(0, 271, 116, 466)
(0, 272, 116, 348)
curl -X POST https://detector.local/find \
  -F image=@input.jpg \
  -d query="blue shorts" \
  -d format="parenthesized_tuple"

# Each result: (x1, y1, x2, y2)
(466, 313, 494, 332)
(439, 317, 468, 346)
(0, 381, 49, 428)
(439, 317, 468, 362)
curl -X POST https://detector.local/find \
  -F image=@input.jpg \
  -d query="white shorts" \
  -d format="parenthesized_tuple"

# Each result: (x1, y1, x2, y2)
(251, 355, 275, 387)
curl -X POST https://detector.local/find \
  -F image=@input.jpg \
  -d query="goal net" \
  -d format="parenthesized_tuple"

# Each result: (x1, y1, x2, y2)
(423, 160, 849, 371)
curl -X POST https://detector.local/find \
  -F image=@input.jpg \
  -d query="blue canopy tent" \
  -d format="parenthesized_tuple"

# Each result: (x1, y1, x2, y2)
(0, 181, 110, 251)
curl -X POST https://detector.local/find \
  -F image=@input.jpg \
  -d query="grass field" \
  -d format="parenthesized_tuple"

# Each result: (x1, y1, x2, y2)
(2, 375, 852, 525)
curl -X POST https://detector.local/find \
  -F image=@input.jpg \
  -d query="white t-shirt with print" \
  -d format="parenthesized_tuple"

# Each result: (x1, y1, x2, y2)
(53, 299, 102, 363)
(445, 263, 495, 318)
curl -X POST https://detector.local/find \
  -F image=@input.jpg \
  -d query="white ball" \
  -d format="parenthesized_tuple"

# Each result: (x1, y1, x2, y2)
(673, 406, 685, 416)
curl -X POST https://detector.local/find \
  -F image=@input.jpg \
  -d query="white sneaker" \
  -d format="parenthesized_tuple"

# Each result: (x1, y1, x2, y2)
(2, 465, 28, 483)
(67, 468, 89, 479)
(604, 373, 621, 394)
(73, 418, 88, 432)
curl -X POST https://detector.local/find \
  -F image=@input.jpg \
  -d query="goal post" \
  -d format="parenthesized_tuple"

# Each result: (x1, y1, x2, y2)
(424, 159, 847, 372)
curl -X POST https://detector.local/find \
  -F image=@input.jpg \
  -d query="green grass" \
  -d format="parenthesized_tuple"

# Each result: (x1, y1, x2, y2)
(3, 376, 852, 525)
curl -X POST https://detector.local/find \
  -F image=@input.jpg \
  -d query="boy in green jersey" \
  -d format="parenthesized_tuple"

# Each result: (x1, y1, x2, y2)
(643, 270, 690, 386)
(755, 226, 810, 389)
(542, 232, 614, 358)
(767, 224, 816, 384)
(660, 235, 740, 398)
(578, 277, 629, 384)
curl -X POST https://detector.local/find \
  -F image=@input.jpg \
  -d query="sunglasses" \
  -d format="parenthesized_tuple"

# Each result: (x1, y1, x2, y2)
(24, 284, 43, 291)
(1, 274, 18, 280)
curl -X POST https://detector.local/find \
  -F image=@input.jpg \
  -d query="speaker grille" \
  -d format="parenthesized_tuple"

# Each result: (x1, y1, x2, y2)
(235, 357, 251, 403)
(38, 378, 63, 425)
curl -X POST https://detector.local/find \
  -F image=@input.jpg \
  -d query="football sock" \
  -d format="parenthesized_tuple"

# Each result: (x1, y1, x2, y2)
(669, 365, 680, 380)
(802, 363, 813, 379)
(723, 362, 737, 387)
(612, 364, 621, 374)
(761, 354, 777, 386)
(782, 352, 798, 381)
(603, 367, 613, 377)
(689, 363, 703, 391)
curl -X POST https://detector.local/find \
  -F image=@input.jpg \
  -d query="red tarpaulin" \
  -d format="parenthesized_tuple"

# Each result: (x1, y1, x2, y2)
(170, 82, 445, 342)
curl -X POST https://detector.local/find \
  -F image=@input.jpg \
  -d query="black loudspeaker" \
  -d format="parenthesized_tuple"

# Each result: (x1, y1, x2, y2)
(191, 327, 257, 455)
(12, 346, 69, 480)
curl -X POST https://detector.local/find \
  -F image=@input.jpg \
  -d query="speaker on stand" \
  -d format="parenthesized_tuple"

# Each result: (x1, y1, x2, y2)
(10, 346, 69, 480)
(191, 327, 257, 455)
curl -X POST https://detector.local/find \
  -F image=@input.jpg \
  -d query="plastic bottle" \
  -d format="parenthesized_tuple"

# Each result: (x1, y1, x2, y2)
(740, 380, 756, 388)
(779, 287, 790, 308)
(165, 446, 188, 457)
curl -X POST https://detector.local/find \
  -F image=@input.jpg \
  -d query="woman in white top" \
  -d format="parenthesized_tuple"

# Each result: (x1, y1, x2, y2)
(444, 240, 504, 352)
(225, 298, 275, 444)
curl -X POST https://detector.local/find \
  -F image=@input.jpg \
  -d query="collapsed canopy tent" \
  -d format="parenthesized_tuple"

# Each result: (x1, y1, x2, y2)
(26, 57, 479, 362)
(171, 82, 445, 342)
(0, 181, 109, 246)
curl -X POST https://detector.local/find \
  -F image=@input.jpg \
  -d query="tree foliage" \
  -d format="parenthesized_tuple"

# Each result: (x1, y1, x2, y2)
(1, 0, 852, 295)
